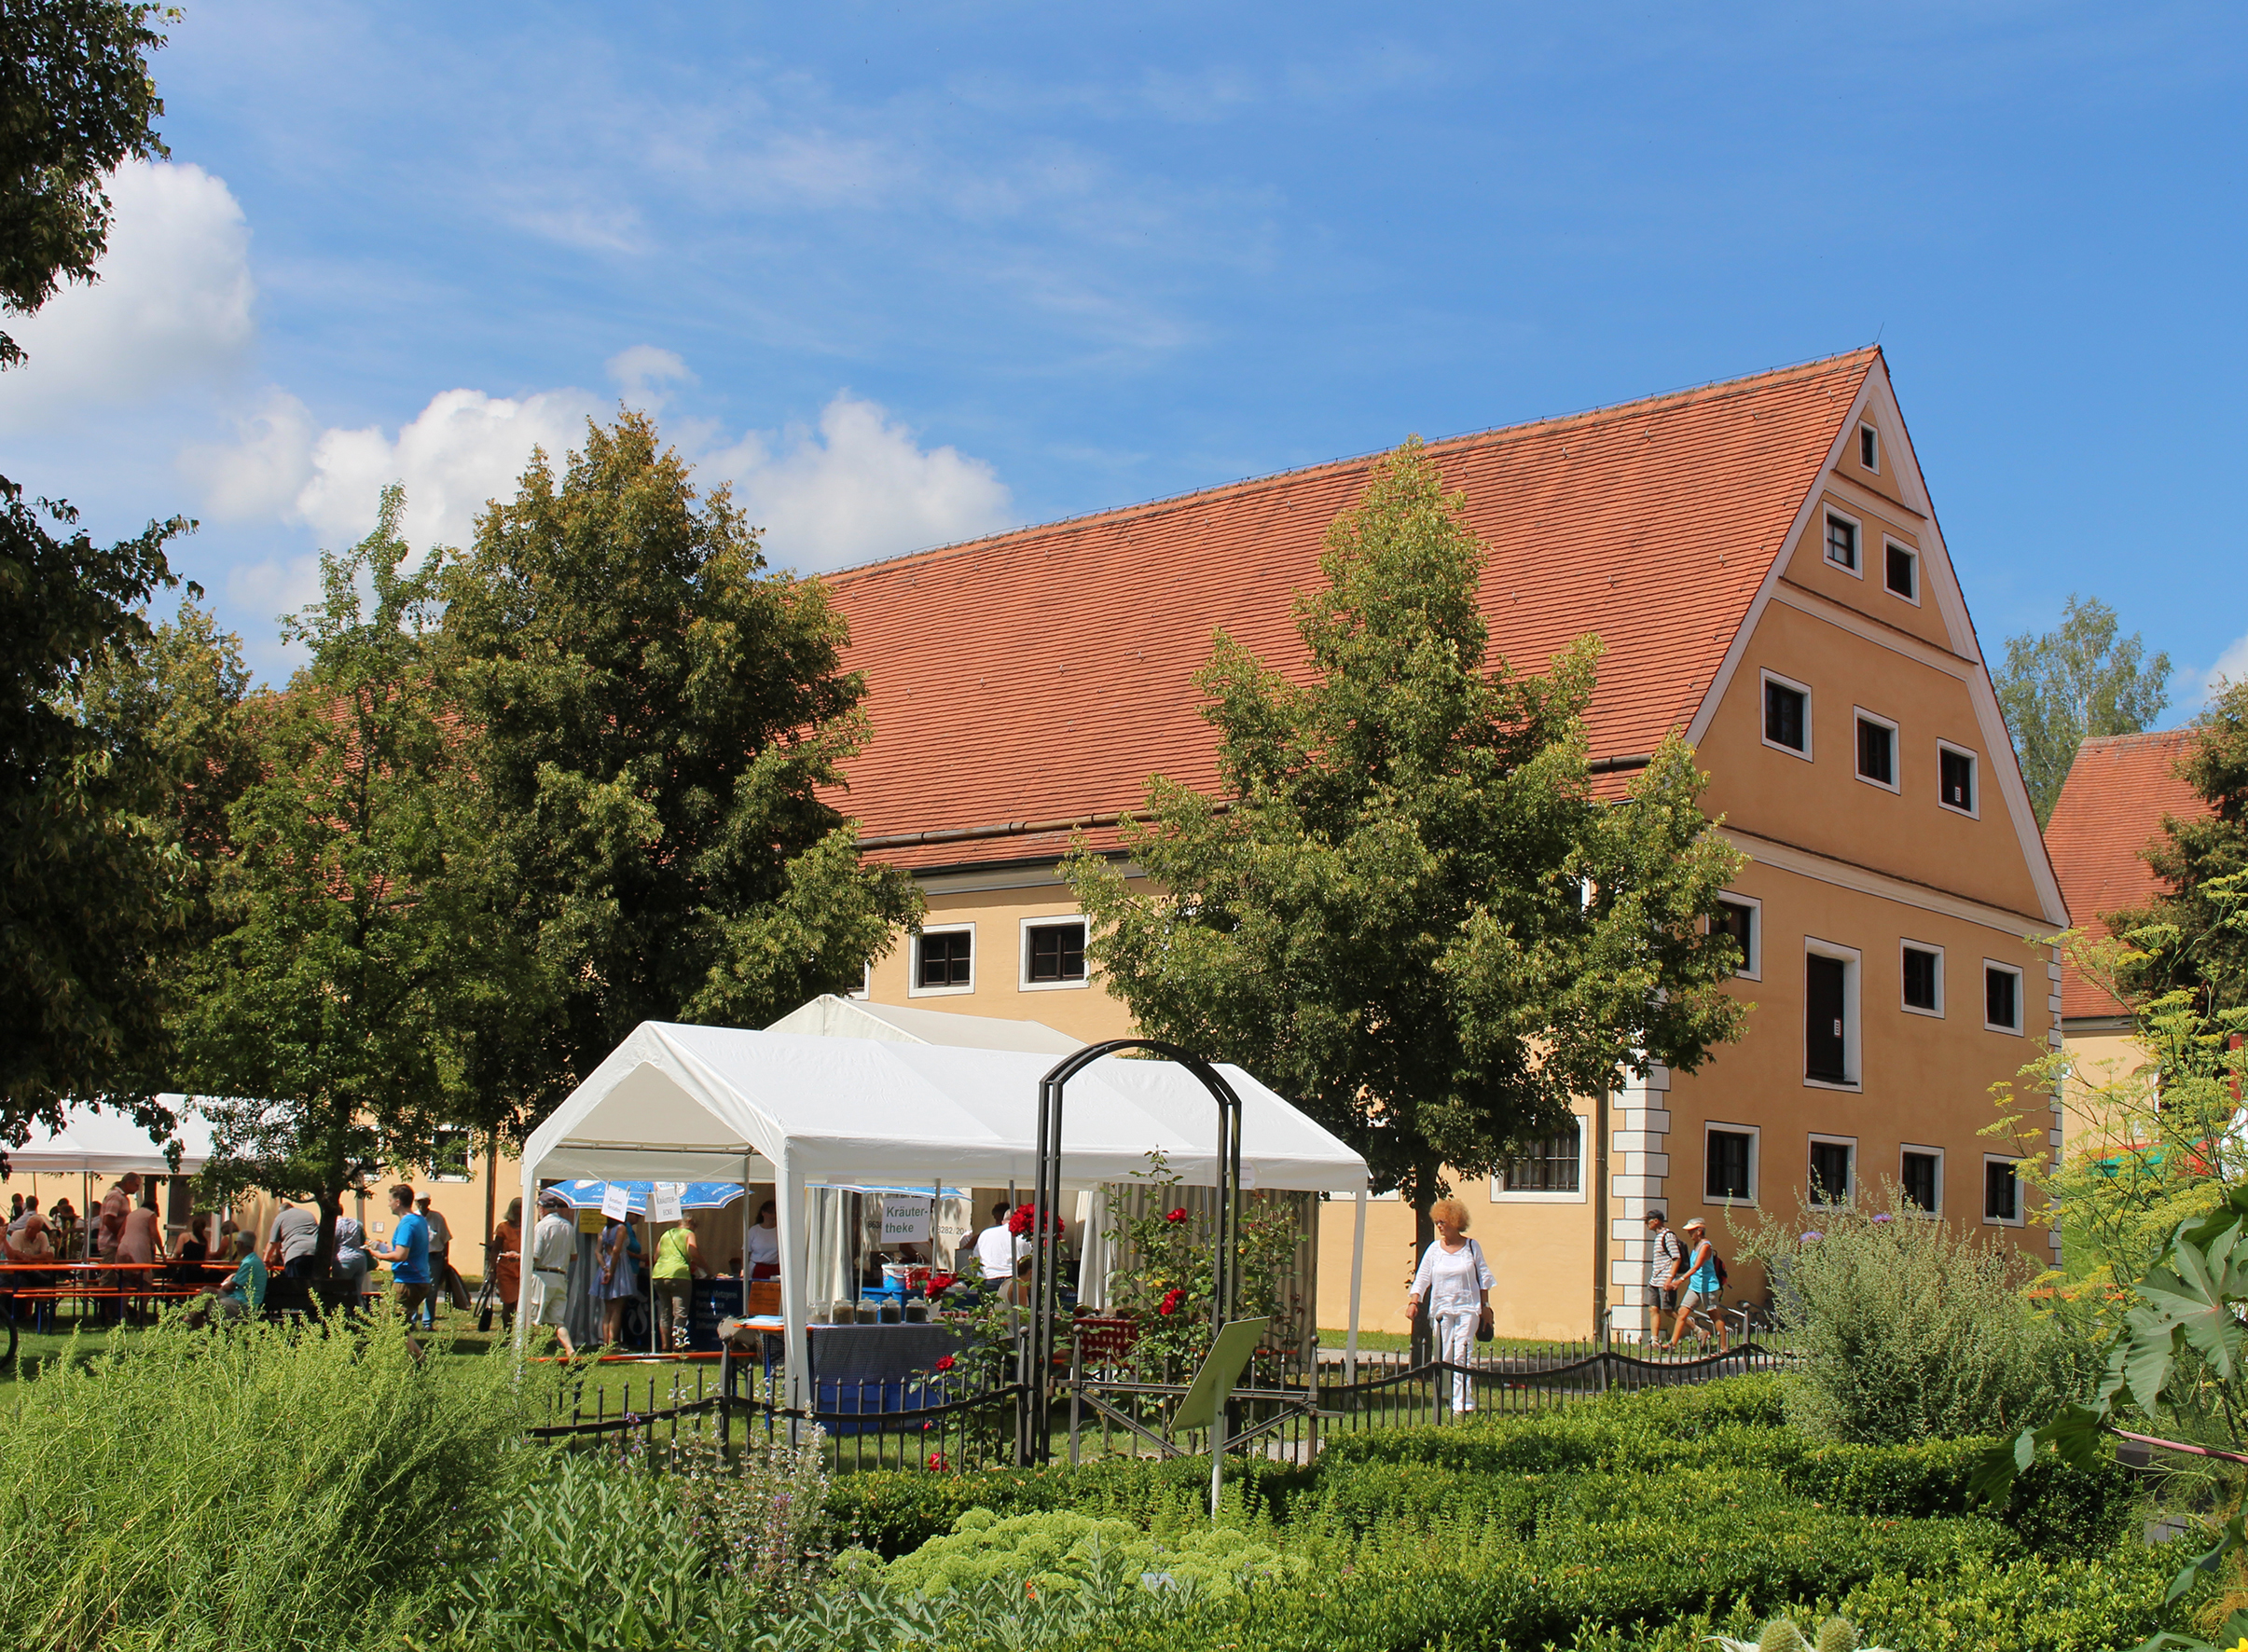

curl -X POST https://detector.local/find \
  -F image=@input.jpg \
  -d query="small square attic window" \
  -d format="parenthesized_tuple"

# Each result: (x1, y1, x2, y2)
(1860, 426, 1880, 471)
(1825, 515, 1858, 571)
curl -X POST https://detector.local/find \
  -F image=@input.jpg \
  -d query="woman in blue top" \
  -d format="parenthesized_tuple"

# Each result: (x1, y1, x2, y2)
(600, 1210, 642, 1347)
(1664, 1217, 1730, 1353)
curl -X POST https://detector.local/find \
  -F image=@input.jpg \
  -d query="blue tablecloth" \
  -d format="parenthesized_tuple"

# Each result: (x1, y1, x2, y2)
(755, 1322, 972, 1435)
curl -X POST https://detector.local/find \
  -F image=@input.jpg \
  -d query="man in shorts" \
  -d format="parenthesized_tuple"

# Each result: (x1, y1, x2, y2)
(1643, 1210, 1684, 1342)
(528, 1189, 578, 1356)
(370, 1184, 433, 1321)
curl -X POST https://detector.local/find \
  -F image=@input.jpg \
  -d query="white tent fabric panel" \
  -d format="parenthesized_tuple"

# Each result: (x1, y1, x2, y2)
(765, 993, 1083, 1055)
(6, 1096, 220, 1175)
(519, 1022, 1369, 1195)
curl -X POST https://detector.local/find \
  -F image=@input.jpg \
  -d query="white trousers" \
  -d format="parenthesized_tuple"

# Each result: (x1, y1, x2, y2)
(1434, 1308, 1478, 1411)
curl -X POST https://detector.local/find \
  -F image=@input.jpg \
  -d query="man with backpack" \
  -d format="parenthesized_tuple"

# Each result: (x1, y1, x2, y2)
(1643, 1210, 1685, 1342)
(1663, 1216, 1730, 1353)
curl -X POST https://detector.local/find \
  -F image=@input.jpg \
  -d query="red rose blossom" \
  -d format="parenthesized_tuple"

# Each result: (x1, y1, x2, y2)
(1165, 1207, 1188, 1223)
(1158, 1287, 1183, 1316)
(934, 1354, 957, 1372)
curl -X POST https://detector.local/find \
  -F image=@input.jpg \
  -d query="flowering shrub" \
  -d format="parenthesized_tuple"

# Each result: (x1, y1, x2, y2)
(1009, 1202, 1067, 1238)
(1097, 1152, 1304, 1370)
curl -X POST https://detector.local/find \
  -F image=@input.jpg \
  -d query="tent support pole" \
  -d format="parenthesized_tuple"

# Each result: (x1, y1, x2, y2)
(777, 1149, 809, 1445)
(513, 1159, 537, 1356)
(1345, 1189, 1367, 1387)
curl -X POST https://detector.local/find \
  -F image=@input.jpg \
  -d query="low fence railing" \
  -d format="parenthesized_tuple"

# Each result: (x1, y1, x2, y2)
(1063, 1333, 1792, 1466)
(529, 1329, 1793, 1476)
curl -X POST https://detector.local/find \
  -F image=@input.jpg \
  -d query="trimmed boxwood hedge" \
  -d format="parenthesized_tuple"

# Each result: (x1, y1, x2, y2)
(836, 1376, 2163, 1651)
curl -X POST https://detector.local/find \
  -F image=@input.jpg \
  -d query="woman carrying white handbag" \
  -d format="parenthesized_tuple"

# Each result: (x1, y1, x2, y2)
(1403, 1196, 1496, 1412)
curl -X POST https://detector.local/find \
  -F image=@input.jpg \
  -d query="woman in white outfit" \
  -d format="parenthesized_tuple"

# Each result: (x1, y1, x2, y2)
(1404, 1197, 1496, 1412)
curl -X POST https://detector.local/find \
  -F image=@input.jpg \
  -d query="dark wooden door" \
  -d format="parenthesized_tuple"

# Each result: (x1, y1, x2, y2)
(1806, 955, 1848, 1081)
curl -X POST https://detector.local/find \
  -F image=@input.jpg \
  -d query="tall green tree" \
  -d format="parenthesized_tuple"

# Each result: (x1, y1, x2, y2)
(2, 492, 186, 1146)
(77, 594, 259, 953)
(1995, 593, 2172, 825)
(0, 0, 171, 366)
(181, 491, 551, 1267)
(1065, 439, 1749, 1264)
(437, 410, 921, 1137)
(0, 0, 182, 1150)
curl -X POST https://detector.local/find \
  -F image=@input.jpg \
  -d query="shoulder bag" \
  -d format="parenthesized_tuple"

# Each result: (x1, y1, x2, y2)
(1470, 1238, 1496, 1342)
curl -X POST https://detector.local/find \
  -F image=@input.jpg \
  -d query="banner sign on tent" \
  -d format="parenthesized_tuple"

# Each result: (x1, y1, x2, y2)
(879, 1193, 931, 1244)
(651, 1182, 683, 1223)
(935, 1201, 972, 1250)
(600, 1182, 630, 1220)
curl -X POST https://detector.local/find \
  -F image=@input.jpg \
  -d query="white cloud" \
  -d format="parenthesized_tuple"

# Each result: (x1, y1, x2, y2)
(189, 368, 1008, 581)
(2179, 632, 2248, 710)
(0, 160, 255, 430)
(709, 393, 1014, 571)
(608, 344, 693, 408)
(191, 382, 600, 555)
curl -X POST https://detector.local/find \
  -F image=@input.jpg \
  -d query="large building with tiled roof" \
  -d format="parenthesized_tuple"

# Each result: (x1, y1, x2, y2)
(2043, 727, 2212, 1150)
(825, 347, 2070, 1339)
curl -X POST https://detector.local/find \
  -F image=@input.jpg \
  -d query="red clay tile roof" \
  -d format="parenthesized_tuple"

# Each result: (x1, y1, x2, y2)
(823, 348, 1880, 871)
(2046, 728, 2210, 1019)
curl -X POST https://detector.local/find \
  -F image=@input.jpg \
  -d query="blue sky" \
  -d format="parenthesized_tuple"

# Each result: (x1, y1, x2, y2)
(0, 1, 2241, 695)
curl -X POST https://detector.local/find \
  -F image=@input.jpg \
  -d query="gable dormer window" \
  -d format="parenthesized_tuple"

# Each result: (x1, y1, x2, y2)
(1859, 425, 1880, 471)
(1824, 513, 1859, 573)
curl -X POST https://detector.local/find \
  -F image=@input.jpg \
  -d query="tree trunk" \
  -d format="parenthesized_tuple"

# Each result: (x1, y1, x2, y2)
(1411, 1155, 1439, 1367)
(313, 1186, 343, 1278)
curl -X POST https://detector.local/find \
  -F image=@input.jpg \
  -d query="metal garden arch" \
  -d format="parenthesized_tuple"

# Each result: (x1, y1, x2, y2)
(1019, 1039, 1244, 1465)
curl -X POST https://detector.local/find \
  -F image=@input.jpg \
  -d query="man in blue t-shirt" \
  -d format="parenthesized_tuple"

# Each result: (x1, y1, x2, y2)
(370, 1183, 434, 1321)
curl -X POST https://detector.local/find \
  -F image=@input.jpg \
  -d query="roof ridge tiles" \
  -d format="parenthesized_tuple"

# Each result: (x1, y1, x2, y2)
(819, 345, 1880, 587)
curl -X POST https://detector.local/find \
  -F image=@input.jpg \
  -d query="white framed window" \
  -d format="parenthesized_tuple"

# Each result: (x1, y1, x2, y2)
(1704, 1122, 1759, 1206)
(1983, 959, 2024, 1035)
(1853, 708, 1899, 792)
(1803, 937, 1862, 1091)
(909, 922, 975, 997)
(1364, 1186, 1401, 1202)
(1492, 1118, 1586, 1202)
(1823, 509, 1863, 577)
(851, 960, 872, 1001)
(428, 1125, 473, 1183)
(1900, 940, 1944, 1017)
(1018, 916, 1089, 991)
(1859, 424, 1881, 473)
(1982, 1154, 2024, 1226)
(1761, 670, 1813, 759)
(1808, 1134, 1857, 1207)
(1938, 740, 1979, 818)
(1714, 891, 1760, 980)
(1883, 541, 1920, 604)
(1900, 1145, 1943, 1215)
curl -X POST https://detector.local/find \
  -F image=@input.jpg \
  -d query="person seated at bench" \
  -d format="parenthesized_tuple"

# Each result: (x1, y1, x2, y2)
(187, 1234, 267, 1326)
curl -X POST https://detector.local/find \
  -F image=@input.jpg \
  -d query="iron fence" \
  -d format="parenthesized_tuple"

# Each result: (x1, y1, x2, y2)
(529, 1350, 1024, 1474)
(525, 1328, 1794, 1476)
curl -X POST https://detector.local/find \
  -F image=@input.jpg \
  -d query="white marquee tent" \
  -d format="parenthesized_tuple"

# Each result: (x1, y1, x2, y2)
(514, 1019, 1371, 1403)
(6, 1097, 218, 1176)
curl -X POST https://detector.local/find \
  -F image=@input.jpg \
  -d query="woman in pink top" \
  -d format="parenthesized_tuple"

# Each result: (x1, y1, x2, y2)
(116, 1203, 165, 1267)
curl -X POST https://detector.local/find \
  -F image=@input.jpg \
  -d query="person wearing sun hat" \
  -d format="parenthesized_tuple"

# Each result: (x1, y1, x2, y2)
(528, 1188, 579, 1356)
(1664, 1217, 1729, 1353)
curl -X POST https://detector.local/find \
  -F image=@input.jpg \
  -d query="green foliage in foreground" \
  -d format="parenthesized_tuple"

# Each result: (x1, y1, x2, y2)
(878, 1507, 1297, 1600)
(0, 1312, 560, 1651)
(1734, 1201, 2092, 1444)
(0, 1356, 2180, 1652)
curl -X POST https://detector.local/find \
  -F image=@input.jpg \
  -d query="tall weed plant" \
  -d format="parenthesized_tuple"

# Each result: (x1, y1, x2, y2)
(0, 1309, 559, 1651)
(1736, 1194, 2090, 1444)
